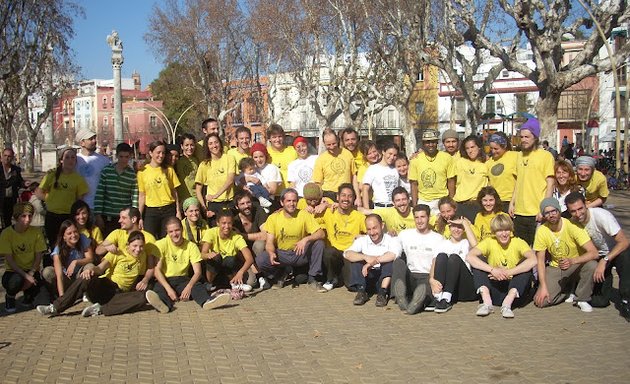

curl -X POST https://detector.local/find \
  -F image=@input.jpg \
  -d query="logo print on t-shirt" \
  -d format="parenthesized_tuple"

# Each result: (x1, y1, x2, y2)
(550, 240, 570, 259)
(16, 243, 26, 253)
(298, 167, 312, 183)
(60, 182, 69, 189)
(330, 158, 346, 174)
(420, 169, 437, 188)
(491, 163, 504, 176)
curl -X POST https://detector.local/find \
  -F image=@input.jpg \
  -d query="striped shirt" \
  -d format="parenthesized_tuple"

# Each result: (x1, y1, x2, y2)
(93, 163, 139, 218)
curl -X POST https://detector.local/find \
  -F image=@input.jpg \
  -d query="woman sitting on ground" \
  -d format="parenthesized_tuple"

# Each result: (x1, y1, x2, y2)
(181, 197, 210, 249)
(71, 200, 103, 248)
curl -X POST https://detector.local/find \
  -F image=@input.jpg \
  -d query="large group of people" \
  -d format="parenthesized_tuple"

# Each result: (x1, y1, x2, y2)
(0, 117, 628, 323)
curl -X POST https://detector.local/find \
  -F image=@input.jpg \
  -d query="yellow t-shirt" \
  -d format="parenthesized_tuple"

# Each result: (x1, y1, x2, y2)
(201, 227, 247, 258)
(296, 197, 333, 226)
(104, 229, 159, 259)
(39, 171, 89, 214)
(408, 152, 454, 201)
(264, 209, 321, 250)
(103, 249, 148, 291)
(227, 148, 250, 165)
(486, 151, 518, 202)
(267, 145, 298, 191)
(137, 165, 181, 207)
(0, 226, 47, 271)
(357, 163, 369, 185)
(80, 226, 103, 245)
(453, 158, 488, 202)
(194, 154, 237, 202)
(155, 236, 202, 278)
(374, 207, 414, 235)
(175, 155, 199, 201)
(351, 150, 364, 174)
(181, 218, 210, 245)
(533, 218, 592, 267)
(322, 209, 366, 250)
(514, 148, 555, 216)
(476, 236, 531, 269)
(474, 212, 497, 241)
(580, 170, 609, 203)
(312, 148, 357, 192)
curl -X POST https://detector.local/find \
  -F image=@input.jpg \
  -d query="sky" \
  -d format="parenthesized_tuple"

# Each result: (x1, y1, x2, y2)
(71, 1, 164, 87)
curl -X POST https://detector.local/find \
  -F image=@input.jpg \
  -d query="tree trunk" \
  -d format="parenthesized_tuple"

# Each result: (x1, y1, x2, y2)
(400, 110, 417, 155)
(26, 130, 38, 173)
(467, 107, 481, 136)
(535, 92, 561, 146)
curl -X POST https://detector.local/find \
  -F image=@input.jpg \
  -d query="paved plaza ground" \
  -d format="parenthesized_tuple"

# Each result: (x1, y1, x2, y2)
(1, 191, 629, 383)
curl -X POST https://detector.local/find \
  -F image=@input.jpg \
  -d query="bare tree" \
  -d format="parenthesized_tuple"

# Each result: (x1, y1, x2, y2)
(458, 0, 630, 142)
(145, 0, 254, 127)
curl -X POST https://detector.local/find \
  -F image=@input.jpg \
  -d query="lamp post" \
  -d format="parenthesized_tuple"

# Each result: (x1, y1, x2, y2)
(141, 101, 198, 144)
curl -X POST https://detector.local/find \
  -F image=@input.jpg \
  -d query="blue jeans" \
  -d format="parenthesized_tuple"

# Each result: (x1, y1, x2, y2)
(349, 261, 393, 295)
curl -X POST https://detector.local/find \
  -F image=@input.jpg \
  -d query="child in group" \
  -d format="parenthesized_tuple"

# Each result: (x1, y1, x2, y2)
(236, 157, 272, 208)
(395, 154, 411, 194)
(473, 186, 503, 241)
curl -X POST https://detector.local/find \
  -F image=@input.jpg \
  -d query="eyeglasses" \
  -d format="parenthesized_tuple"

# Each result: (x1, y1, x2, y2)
(542, 209, 559, 217)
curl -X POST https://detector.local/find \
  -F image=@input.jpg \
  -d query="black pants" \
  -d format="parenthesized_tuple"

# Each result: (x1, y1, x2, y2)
(514, 215, 537, 246)
(472, 265, 532, 306)
(391, 258, 430, 303)
(323, 246, 347, 284)
(433, 253, 477, 302)
(153, 276, 210, 310)
(592, 249, 630, 307)
(143, 203, 177, 239)
(2, 270, 41, 298)
(206, 255, 243, 287)
(2, 197, 17, 229)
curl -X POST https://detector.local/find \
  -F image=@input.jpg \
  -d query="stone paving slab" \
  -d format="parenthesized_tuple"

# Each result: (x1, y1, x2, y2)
(0, 192, 629, 382)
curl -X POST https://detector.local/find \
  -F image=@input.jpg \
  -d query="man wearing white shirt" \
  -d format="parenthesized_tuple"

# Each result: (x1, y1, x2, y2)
(287, 136, 317, 197)
(392, 204, 445, 314)
(76, 128, 111, 210)
(344, 214, 402, 307)
(566, 192, 630, 321)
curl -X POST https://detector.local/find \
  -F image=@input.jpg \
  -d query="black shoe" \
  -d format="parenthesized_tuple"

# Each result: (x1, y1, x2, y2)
(375, 293, 389, 307)
(353, 291, 369, 306)
(618, 302, 630, 322)
(393, 280, 408, 311)
(434, 299, 452, 313)
(425, 297, 437, 312)
(4, 295, 16, 313)
(22, 293, 35, 307)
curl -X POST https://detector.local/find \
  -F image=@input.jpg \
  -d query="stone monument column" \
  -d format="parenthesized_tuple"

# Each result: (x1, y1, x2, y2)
(40, 44, 57, 172)
(107, 30, 124, 145)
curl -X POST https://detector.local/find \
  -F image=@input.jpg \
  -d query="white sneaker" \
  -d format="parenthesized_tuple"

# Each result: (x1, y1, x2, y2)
(82, 293, 90, 303)
(202, 293, 231, 310)
(564, 293, 577, 303)
(322, 281, 334, 291)
(81, 303, 102, 317)
(475, 304, 494, 317)
(145, 290, 169, 314)
(258, 277, 270, 290)
(575, 301, 593, 313)
(258, 196, 273, 208)
(500, 306, 515, 318)
(36, 304, 57, 316)
(231, 283, 252, 292)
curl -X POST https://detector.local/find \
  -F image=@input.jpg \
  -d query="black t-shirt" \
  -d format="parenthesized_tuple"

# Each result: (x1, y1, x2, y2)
(233, 206, 269, 245)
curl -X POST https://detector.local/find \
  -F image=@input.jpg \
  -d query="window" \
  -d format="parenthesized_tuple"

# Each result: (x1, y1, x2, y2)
(103, 117, 108, 128)
(485, 96, 495, 115)
(387, 109, 396, 128)
(416, 70, 424, 82)
(150, 115, 157, 128)
(254, 133, 262, 143)
(415, 102, 425, 115)
(501, 70, 509, 78)
(455, 98, 466, 121)
(111, 96, 115, 106)
(124, 116, 129, 131)
(102, 97, 107, 108)
(614, 91, 627, 118)
(516, 94, 528, 113)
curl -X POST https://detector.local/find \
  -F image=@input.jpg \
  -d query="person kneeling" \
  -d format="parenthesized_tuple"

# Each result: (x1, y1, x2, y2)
(146, 217, 231, 313)
(37, 231, 157, 317)
(466, 214, 537, 318)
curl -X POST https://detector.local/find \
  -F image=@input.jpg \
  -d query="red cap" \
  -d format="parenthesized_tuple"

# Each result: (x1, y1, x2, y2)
(250, 142, 268, 158)
(293, 136, 307, 148)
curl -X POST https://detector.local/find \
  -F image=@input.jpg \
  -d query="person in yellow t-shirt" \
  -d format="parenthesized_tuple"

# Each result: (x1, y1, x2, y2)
(486, 132, 517, 212)
(95, 207, 160, 262)
(36, 147, 89, 250)
(146, 217, 231, 313)
(409, 130, 454, 215)
(466, 213, 537, 318)
(312, 129, 361, 206)
(267, 123, 297, 191)
(509, 119, 555, 246)
(175, 133, 200, 202)
(473, 186, 503, 241)
(180, 197, 209, 248)
(227, 126, 252, 165)
(37, 230, 159, 317)
(321, 183, 367, 291)
(71, 199, 103, 248)
(441, 129, 461, 157)
(200, 210, 254, 290)
(137, 141, 181, 239)
(533, 198, 598, 312)
(360, 187, 415, 236)
(453, 135, 488, 222)
(1, 202, 46, 312)
(256, 188, 326, 291)
(194, 133, 236, 224)
(575, 156, 609, 208)
(340, 128, 364, 172)
(193, 118, 221, 162)
(356, 139, 380, 190)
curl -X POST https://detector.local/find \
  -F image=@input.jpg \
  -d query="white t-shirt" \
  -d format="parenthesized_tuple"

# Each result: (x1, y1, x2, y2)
(345, 233, 402, 268)
(440, 238, 472, 271)
(362, 163, 400, 204)
(583, 207, 621, 257)
(257, 163, 282, 196)
(287, 155, 317, 197)
(77, 152, 111, 208)
(399, 177, 411, 194)
(397, 229, 444, 274)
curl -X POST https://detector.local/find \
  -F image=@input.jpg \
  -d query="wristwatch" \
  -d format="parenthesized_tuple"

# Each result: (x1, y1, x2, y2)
(602, 256, 610, 263)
